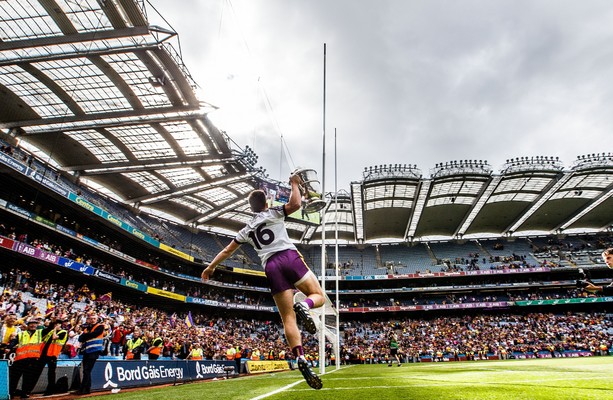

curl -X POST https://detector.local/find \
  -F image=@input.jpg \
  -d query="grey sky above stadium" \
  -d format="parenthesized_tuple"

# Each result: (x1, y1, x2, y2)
(150, 0, 612, 192)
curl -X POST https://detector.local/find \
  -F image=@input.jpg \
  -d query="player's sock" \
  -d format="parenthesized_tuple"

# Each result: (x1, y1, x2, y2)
(292, 345, 304, 358)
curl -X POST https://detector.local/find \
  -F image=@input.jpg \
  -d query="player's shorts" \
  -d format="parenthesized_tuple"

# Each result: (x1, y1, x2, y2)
(390, 348, 398, 356)
(265, 249, 310, 296)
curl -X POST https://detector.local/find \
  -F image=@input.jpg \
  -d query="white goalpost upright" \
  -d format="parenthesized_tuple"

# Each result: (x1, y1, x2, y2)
(309, 42, 340, 374)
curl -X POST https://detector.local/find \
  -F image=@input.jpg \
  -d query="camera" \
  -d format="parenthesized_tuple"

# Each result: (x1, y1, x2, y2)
(576, 268, 593, 289)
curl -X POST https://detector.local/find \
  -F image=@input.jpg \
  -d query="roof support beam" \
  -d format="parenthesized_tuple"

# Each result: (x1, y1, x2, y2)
(455, 176, 500, 237)
(405, 180, 430, 240)
(0, 26, 158, 50)
(189, 196, 247, 225)
(66, 155, 238, 175)
(0, 27, 162, 66)
(137, 173, 251, 204)
(0, 107, 203, 132)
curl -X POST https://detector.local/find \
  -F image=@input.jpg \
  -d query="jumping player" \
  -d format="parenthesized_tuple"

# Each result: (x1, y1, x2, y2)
(201, 172, 324, 389)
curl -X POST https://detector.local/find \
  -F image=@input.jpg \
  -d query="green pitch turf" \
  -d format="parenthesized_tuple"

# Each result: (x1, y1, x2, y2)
(96, 357, 613, 400)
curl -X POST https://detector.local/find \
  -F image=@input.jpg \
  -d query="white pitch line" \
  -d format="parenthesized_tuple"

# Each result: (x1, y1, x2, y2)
(282, 377, 600, 392)
(250, 366, 350, 400)
(250, 379, 304, 400)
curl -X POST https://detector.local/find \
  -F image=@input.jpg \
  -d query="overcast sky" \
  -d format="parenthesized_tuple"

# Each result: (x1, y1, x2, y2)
(148, 0, 613, 192)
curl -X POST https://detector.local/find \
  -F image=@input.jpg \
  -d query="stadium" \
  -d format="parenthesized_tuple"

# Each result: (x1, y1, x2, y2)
(0, 1, 612, 399)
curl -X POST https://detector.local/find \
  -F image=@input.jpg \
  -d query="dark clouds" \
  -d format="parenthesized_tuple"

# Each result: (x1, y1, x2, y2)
(151, 0, 613, 190)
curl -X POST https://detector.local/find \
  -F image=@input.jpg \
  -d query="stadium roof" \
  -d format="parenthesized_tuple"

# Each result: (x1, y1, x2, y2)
(1, 1, 612, 244)
(0, 0, 261, 230)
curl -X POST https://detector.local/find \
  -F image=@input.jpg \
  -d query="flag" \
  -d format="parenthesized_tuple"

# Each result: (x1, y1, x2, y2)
(185, 311, 194, 328)
(98, 292, 112, 302)
(170, 312, 177, 328)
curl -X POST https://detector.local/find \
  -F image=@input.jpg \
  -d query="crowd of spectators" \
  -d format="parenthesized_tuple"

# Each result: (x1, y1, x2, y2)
(1, 270, 291, 364)
(339, 312, 611, 364)
(2, 264, 611, 369)
(2, 219, 606, 316)
(339, 287, 594, 309)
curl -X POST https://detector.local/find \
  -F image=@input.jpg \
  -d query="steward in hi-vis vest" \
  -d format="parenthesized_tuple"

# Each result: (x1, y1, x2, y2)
(40, 315, 68, 395)
(124, 329, 145, 360)
(9, 318, 43, 399)
(76, 313, 104, 395)
(146, 331, 163, 360)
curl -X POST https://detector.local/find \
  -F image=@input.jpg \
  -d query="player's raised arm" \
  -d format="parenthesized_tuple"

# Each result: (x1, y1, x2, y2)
(284, 173, 303, 215)
(201, 240, 240, 281)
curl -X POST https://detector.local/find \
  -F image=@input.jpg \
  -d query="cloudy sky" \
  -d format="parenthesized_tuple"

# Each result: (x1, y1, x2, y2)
(149, 0, 613, 192)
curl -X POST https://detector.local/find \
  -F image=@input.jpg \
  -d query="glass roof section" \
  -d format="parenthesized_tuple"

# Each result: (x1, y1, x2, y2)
(485, 175, 554, 204)
(162, 122, 208, 156)
(0, 65, 70, 118)
(157, 168, 203, 188)
(0, 0, 256, 229)
(56, 0, 112, 31)
(195, 187, 236, 203)
(108, 125, 176, 159)
(489, 192, 539, 203)
(65, 130, 129, 163)
(363, 182, 417, 210)
(228, 181, 255, 195)
(123, 171, 170, 193)
(0, 1, 65, 40)
(550, 190, 600, 200)
(35, 58, 133, 113)
(562, 173, 613, 190)
(102, 53, 171, 108)
(170, 197, 212, 214)
(202, 165, 229, 179)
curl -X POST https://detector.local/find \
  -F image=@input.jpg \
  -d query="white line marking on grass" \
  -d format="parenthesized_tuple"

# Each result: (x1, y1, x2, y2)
(250, 380, 303, 400)
(250, 366, 349, 400)
(282, 377, 597, 392)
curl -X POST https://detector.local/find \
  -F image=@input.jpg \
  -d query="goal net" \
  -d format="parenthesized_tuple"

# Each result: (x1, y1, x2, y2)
(293, 290, 340, 370)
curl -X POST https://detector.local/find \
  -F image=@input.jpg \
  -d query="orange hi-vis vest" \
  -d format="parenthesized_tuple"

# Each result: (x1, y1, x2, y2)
(149, 337, 163, 356)
(125, 337, 144, 360)
(15, 329, 43, 361)
(190, 348, 203, 360)
(42, 329, 68, 358)
(226, 347, 236, 359)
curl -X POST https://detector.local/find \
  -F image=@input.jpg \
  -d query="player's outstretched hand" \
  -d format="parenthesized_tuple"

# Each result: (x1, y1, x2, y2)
(583, 282, 601, 294)
(201, 265, 215, 282)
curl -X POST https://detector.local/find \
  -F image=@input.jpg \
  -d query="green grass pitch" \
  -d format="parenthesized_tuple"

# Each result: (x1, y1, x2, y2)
(96, 357, 613, 400)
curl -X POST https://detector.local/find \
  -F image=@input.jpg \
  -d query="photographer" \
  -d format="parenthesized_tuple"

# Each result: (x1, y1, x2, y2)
(583, 248, 613, 295)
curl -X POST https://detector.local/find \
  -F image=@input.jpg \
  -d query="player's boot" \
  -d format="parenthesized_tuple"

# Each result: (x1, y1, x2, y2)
(294, 302, 316, 334)
(297, 357, 323, 390)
